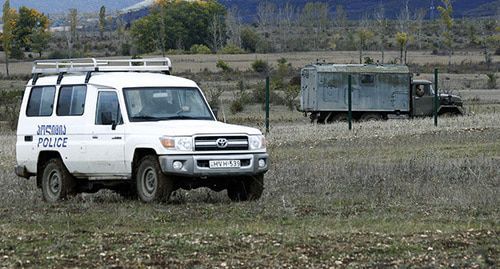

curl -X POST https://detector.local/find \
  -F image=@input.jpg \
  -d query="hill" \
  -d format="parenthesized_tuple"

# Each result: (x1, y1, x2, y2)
(0, 0, 497, 18)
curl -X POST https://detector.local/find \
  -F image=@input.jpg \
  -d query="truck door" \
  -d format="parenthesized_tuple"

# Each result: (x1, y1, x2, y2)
(412, 84, 434, 116)
(87, 90, 127, 175)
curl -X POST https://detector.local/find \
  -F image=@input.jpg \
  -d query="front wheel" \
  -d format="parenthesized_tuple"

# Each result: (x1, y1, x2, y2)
(41, 159, 76, 202)
(136, 155, 174, 203)
(227, 174, 264, 202)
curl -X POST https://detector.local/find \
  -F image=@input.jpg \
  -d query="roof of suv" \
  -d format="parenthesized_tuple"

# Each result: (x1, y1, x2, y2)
(29, 72, 198, 89)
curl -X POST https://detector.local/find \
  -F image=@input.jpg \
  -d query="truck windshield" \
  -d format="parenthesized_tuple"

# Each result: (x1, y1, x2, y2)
(123, 87, 214, 122)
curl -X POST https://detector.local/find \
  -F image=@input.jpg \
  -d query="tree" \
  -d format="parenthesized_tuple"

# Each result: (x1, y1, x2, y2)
(355, 23, 374, 63)
(66, 8, 78, 58)
(2, 0, 15, 76)
(396, 32, 408, 64)
(131, 0, 226, 53)
(240, 27, 260, 52)
(374, 4, 388, 63)
(99, 5, 106, 39)
(334, 5, 347, 29)
(437, 0, 454, 67)
(225, 6, 242, 48)
(209, 13, 225, 52)
(11, 6, 50, 58)
(397, 0, 411, 64)
(413, 8, 426, 50)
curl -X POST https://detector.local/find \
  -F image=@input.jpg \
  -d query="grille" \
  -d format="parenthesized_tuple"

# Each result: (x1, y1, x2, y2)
(194, 136, 248, 151)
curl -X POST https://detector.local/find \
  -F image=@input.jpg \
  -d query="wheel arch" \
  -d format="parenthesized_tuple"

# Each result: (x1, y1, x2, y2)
(36, 151, 63, 188)
(132, 148, 158, 175)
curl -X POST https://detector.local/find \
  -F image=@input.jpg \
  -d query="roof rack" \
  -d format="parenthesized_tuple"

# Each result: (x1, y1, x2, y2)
(31, 57, 172, 85)
(32, 57, 172, 75)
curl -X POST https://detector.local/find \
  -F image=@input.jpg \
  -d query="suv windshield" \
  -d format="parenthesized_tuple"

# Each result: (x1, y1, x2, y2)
(123, 87, 214, 122)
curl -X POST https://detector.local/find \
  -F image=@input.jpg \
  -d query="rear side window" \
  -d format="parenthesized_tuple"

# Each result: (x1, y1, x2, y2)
(57, 85, 87, 116)
(26, 86, 56, 117)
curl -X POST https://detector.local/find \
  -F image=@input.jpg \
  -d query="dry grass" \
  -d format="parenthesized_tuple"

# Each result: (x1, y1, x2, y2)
(0, 50, 498, 75)
(0, 112, 498, 267)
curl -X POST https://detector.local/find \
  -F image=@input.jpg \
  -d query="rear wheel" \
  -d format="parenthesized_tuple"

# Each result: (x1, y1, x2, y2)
(136, 155, 174, 203)
(41, 159, 76, 202)
(227, 174, 264, 202)
(360, 113, 383, 121)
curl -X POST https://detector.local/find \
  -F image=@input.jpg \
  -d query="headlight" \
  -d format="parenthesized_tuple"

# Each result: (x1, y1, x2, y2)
(248, 135, 266, 150)
(160, 136, 193, 151)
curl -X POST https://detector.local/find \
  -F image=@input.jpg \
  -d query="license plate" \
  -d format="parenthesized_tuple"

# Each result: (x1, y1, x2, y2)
(209, 160, 241, 169)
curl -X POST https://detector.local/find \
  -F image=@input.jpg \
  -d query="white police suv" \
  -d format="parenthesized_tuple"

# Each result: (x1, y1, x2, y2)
(15, 58, 268, 203)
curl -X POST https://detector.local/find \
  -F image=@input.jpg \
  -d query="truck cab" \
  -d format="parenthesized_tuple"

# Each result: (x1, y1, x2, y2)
(411, 79, 464, 117)
(15, 58, 269, 203)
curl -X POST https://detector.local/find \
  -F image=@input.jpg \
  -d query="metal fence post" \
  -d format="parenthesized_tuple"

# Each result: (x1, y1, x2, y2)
(348, 74, 352, 130)
(434, 68, 438, 127)
(265, 76, 270, 134)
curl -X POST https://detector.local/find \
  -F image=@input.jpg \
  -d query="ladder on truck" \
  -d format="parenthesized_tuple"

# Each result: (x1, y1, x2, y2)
(30, 57, 172, 84)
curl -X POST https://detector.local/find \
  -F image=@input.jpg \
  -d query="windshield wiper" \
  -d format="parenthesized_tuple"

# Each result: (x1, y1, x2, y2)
(131, 115, 163, 121)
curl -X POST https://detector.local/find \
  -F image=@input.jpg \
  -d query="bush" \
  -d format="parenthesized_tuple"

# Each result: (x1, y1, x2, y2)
(220, 44, 244, 54)
(364, 56, 374, 64)
(486, 73, 497, 89)
(241, 27, 260, 53)
(190, 44, 212, 54)
(216, 60, 232, 72)
(251, 59, 270, 74)
(10, 46, 25, 60)
(283, 84, 300, 110)
(230, 98, 244, 114)
(121, 43, 131, 56)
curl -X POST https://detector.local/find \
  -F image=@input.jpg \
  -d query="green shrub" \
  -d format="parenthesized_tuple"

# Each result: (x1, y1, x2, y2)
(241, 27, 260, 52)
(364, 56, 374, 64)
(251, 59, 270, 74)
(216, 60, 232, 72)
(230, 98, 244, 114)
(486, 73, 497, 89)
(190, 44, 212, 54)
(220, 44, 244, 54)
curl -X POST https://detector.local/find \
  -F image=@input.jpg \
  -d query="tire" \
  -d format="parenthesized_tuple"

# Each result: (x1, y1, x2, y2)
(227, 174, 264, 202)
(41, 159, 76, 203)
(329, 113, 348, 123)
(136, 155, 173, 203)
(360, 113, 383, 121)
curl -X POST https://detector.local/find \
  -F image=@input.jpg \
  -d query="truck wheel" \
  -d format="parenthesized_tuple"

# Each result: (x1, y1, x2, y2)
(136, 155, 173, 203)
(227, 174, 264, 202)
(360, 113, 383, 121)
(41, 159, 76, 203)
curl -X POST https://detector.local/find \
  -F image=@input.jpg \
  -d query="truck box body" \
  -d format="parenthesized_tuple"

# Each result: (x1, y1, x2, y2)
(300, 64, 411, 113)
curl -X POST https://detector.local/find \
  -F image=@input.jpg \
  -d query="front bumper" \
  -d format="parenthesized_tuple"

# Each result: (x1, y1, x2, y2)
(159, 153, 269, 177)
(14, 165, 31, 179)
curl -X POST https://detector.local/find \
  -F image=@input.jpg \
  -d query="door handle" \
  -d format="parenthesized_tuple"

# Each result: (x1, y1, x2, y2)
(112, 136, 122, 140)
(24, 136, 33, 142)
(92, 136, 98, 139)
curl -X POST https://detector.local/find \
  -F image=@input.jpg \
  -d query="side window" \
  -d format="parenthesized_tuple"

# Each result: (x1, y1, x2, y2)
(57, 85, 87, 116)
(95, 91, 121, 125)
(360, 74, 375, 85)
(26, 86, 56, 117)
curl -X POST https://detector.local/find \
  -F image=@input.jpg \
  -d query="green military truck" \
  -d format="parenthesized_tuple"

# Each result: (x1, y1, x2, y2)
(299, 64, 464, 123)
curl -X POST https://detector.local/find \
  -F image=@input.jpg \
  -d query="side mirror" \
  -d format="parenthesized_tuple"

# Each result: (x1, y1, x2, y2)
(101, 111, 117, 130)
(212, 108, 218, 119)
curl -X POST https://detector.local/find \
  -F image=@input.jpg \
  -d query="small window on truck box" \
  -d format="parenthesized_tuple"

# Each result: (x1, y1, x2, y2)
(26, 86, 56, 117)
(360, 74, 375, 85)
(57, 85, 87, 116)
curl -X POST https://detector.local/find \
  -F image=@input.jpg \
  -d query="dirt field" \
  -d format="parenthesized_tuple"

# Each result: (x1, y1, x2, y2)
(0, 50, 499, 267)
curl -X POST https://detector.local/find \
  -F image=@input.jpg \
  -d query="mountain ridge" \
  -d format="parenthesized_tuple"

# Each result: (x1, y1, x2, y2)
(0, 0, 497, 18)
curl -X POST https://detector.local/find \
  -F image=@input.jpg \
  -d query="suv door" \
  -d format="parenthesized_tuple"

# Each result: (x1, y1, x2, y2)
(87, 90, 127, 176)
(412, 84, 434, 116)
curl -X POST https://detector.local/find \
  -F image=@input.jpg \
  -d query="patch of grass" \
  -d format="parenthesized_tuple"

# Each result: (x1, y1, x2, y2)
(0, 106, 499, 267)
